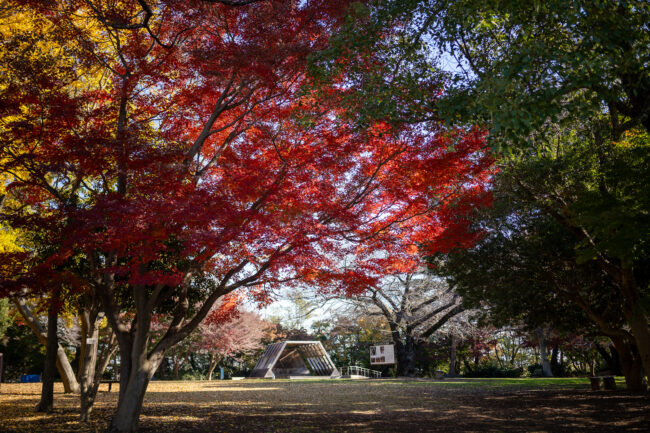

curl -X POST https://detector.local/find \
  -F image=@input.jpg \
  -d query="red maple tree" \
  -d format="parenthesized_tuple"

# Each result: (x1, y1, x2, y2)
(198, 300, 268, 380)
(0, 1, 493, 431)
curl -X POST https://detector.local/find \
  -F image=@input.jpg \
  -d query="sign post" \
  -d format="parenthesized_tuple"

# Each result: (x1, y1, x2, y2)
(370, 344, 395, 366)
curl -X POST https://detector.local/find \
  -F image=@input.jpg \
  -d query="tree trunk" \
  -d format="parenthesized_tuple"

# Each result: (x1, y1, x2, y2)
(550, 341, 561, 376)
(207, 354, 220, 381)
(81, 333, 117, 422)
(397, 335, 417, 376)
(108, 369, 153, 433)
(626, 314, 650, 388)
(35, 305, 57, 413)
(108, 351, 163, 433)
(448, 335, 458, 378)
(173, 360, 180, 379)
(610, 335, 645, 393)
(594, 342, 623, 375)
(618, 266, 650, 387)
(79, 308, 99, 422)
(389, 328, 409, 377)
(536, 328, 553, 377)
(608, 344, 623, 375)
(11, 298, 80, 394)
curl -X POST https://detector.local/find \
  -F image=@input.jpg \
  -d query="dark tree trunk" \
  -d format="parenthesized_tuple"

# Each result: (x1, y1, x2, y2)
(608, 344, 623, 375)
(395, 335, 417, 376)
(448, 335, 458, 377)
(610, 335, 646, 393)
(550, 341, 562, 376)
(594, 342, 623, 375)
(536, 328, 553, 377)
(35, 305, 57, 413)
(389, 327, 410, 377)
(619, 267, 650, 388)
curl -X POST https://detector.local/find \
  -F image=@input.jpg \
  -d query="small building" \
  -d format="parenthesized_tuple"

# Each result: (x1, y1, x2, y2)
(249, 340, 340, 379)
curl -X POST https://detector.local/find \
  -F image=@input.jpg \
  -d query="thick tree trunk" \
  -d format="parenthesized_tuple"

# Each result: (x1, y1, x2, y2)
(395, 335, 417, 376)
(611, 263, 650, 388)
(536, 328, 553, 377)
(610, 335, 645, 393)
(108, 352, 162, 433)
(108, 369, 152, 433)
(35, 305, 57, 412)
(448, 335, 458, 377)
(11, 298, 80, 394)
(626, 314, 650, 388)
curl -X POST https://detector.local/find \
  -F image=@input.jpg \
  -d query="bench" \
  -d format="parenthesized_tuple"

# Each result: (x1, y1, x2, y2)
(100, 380, 120, 392)
(589, 376, 616, 391)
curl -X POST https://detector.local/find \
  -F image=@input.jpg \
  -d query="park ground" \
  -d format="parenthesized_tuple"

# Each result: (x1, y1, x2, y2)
(0, 378, 648, 432)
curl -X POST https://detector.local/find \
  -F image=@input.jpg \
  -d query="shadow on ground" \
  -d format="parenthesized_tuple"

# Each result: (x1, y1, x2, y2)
(0, 380, 648, 432)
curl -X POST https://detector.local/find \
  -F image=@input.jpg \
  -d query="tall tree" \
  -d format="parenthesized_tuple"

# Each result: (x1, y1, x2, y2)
(316, 0, 650, 385)
(35, 295, 58, 413)
(434, 183, 646, 391)
(352, 271, 465, 376)
(0, 1, 493, 431)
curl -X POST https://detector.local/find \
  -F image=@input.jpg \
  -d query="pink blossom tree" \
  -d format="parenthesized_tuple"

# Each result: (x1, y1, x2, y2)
(198, 300, 268, 380)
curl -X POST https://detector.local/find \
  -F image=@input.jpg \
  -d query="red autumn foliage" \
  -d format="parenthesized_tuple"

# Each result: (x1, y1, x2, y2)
(199, 302, 267, 358)
(0, 1, 493, 431)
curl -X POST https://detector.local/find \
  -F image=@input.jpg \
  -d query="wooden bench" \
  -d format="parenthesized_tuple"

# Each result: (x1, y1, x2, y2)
(100, 380, 120, 392)
(589, 376, 616, 391)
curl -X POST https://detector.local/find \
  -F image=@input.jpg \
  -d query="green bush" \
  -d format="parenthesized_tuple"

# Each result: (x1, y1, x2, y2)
(464, 362, 523, 378)
(527, 364, 544, 377)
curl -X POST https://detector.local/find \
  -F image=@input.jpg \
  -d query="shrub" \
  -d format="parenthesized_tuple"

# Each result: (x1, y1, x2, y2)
(463, 362, 523, 378)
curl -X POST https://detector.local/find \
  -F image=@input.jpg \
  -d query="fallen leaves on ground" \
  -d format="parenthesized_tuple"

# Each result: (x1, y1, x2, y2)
(0, 379, 648, 432)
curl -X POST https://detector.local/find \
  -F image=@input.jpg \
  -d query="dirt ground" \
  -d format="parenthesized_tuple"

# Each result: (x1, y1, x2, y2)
(0, 378, 648, 433)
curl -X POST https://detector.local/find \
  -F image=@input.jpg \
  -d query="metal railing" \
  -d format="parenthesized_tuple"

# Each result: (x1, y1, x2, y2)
(341, 366, 382, 379)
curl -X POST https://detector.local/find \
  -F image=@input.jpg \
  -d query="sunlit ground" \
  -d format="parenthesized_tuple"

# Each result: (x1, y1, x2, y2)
(0, 378, 647, 432)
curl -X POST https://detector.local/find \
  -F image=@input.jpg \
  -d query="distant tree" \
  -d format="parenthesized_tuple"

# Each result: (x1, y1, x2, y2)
(351, 271, 466, 376)
(197, 300, 267, 381)
(312, 314, 388, 369)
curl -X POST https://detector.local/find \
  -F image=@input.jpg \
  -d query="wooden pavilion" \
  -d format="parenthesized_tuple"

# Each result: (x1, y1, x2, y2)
(249, 340, 340, 379)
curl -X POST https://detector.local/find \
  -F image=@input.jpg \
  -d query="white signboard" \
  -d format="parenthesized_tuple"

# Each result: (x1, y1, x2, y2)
(370, 344, 395, 365)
